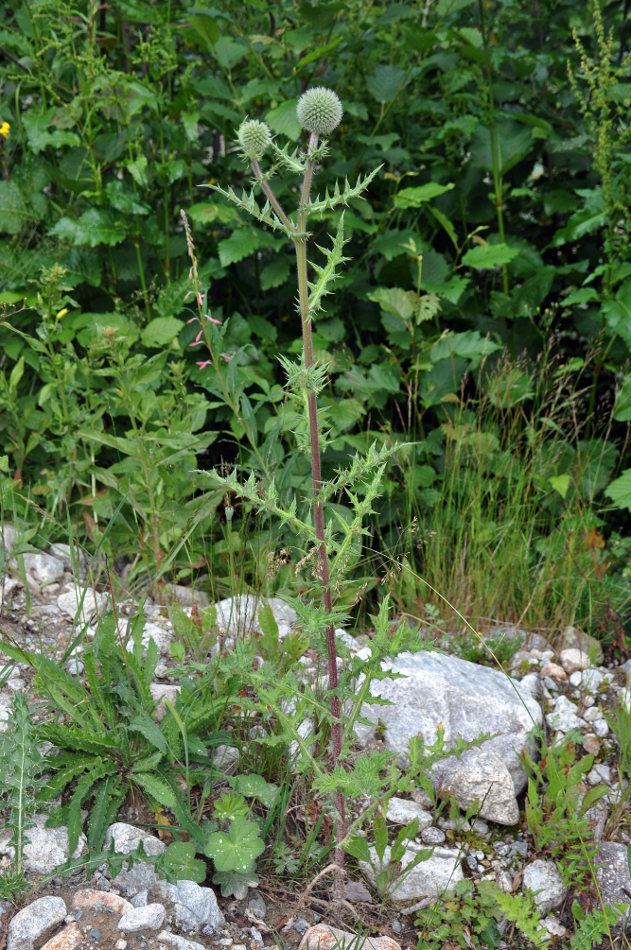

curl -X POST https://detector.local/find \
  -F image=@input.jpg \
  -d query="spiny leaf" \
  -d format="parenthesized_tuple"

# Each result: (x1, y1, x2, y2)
(87, 777, 125, 850)
(307, 214, 350, 317)
(208, 184, 289, 235)
(308, 165, 383, 215)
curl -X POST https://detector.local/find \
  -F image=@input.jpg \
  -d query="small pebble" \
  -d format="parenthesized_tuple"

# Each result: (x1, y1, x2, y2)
(582, 733, 600, 755)
(420, 826, 446, 845)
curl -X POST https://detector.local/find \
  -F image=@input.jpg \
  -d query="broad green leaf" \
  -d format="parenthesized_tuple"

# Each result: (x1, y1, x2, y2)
(188, 202, 240, 225)
(141, 317, 183, 348)
(431, 330, 500, 366)
(204, 818, 265, 873)
(104, 180, 151, 215)
(0, 182, 29, 234)
(161, 840, 207, 883)
(367, 65, 407, 103)
(213, 37, 247, 70)
(260, 257, 290, 290)
(344, 835, 372, 863)
(605, 470, 631, 511)
(368, 362, 401, 395)
(393, 182, 454, 208)
(265, 98, 301, 140)
(470, 121, 533, 174)
(212, 868, 259, 899)
(187, 10, 220, 47)
(549, 474, 571, 499)
(436, 0, 476, 13)
(50, 209, 124, 247)
(461, 243, 519, 269)
(22, 109, 81, 154)
(218, 229, 261, 267)
(367, 287, 414, 320)
(181, 110, 199, 142)
(614, 375, 631, 421)
(233, 773, 279, 808)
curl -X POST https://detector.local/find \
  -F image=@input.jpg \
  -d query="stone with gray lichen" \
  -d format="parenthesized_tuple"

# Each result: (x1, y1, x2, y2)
(213, 594, 296, 640)
(386, 797, 433, 828)
(21, 553, 65, 585)
(360, 843, 463, 901)
(151, 880, 225, 932)
(156, 934, 207, 950)
(7, 896, 67, 950)
(594, 842, 631, 933)
(103, 823, 165, 896)
(356, 649, 542, 824)
(23, 814, 86, 874)
(522, 859, 567, 912)
(118, 903, 166, 932)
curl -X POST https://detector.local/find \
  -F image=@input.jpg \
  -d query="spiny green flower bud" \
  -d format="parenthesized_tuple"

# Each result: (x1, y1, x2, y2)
(296, 87, 343, 136)
(237, 119, 272, 159)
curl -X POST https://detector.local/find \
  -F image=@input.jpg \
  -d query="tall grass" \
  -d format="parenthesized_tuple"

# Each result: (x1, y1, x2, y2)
(385, 351, 627, 639)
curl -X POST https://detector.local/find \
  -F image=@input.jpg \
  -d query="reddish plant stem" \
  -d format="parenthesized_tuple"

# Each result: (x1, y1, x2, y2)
(251, 135, 347, 864)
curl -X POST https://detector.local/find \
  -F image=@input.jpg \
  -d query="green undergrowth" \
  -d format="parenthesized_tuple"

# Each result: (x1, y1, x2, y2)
(1, 0, 631, 944)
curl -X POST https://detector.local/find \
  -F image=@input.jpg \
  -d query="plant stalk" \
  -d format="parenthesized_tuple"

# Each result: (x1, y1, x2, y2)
(251, 134, 347, 863)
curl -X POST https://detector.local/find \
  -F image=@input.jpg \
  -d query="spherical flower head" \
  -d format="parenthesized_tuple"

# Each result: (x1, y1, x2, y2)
(237, 119, 272, 159)
(296, 87, 343, 136)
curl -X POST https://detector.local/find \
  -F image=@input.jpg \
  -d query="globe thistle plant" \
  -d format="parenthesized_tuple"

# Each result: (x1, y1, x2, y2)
(207, 89, 382, 868)
(296, 86, 343, 136)
(237, 119, 272, 159)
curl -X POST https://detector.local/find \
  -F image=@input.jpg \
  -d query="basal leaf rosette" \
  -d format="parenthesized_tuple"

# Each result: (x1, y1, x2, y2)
(237, 119, 272, 159)
(297, 87, 343, 136)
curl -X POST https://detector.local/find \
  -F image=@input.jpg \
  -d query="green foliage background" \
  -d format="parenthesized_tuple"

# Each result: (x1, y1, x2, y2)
(1, 0, 631, 639)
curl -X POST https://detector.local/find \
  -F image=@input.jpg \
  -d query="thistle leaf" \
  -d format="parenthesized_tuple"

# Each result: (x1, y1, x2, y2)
(308, 165, 383, 215)
(307, 214, 350, 317)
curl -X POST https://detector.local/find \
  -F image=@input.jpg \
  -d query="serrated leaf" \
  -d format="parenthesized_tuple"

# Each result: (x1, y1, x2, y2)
(129, 716, 168, 755)
(141, 317, 183, 348)
(344, 835, 372, 863)
(161, 840, 207, 883)
(260, 257, 290, 290)
(461, 243, 519, 269)
(393, 182, 455, 208)
(614, 375, 631, 421)
(212, 868, 259, 899)
(217, 229, 261, 267)
(367, 287, 414, 320)
(49, 209, 124, 247)
(265, 98, 301, 140)
(605, 470, 631, 511)
(233, 773, 279, 808)
(204, 818, 264, 872)
(212, 37, 247, 70)
(0, 182, 29, 234)
(257, 603, 278, 643)
(367, 65, 408, 103)
(133, 772, 177, 809)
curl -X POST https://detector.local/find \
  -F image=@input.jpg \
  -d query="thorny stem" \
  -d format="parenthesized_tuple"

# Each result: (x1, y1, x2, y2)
(251, 136, 347, 865)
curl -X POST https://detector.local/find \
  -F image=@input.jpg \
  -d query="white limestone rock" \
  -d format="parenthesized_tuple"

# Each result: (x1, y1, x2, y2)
(356, 650, 542, 824)
(360, 843, 463, 901)
(522, 859, 567, 911)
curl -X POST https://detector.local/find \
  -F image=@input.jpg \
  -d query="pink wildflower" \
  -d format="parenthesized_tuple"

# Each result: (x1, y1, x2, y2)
(196, 360, 212, 369)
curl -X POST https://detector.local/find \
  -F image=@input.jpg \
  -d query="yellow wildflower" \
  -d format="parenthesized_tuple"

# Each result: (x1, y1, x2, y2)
(0, 122, 10, 139)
